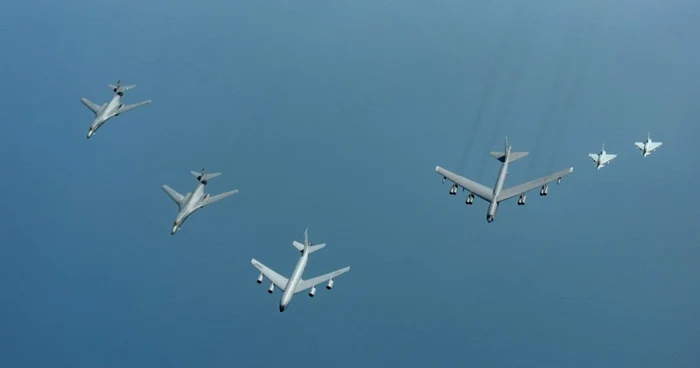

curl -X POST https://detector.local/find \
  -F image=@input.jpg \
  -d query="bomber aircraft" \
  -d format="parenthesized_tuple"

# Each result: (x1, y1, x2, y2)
(588, 144, 617, 170)
(161, 168, 238, 235)
(435, 137, 574, 223)
(251, 229, 350, 312)
(80, 80, 152, 139)
(635, 133, 662, 157)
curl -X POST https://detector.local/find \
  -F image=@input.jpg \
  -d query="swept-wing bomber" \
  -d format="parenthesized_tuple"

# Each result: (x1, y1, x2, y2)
(436, 138, 574, 223)
(80, 80, 152, 139)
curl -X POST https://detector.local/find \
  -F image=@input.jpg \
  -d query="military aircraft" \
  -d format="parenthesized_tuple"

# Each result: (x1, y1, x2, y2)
(80, 80, 152, 139)
(588, 144, 617, 170)
(251, 229, 350, 312)
(635, 133, 662, 157)
(435, 137, 574, 223)
(161, 168, 238, 235)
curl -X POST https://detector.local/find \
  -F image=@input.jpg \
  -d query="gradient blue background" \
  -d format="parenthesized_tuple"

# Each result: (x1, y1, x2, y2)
(2, 0, 699, 367)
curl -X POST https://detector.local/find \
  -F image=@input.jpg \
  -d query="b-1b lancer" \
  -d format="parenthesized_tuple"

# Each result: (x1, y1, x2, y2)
(162, 168, 239, 235)
(635, 133, 662, 157)
(435, 138, 574, 223)
(251, 229, 350, 312)
(588, 144, 617, 170)
(80, 80, 152, 139)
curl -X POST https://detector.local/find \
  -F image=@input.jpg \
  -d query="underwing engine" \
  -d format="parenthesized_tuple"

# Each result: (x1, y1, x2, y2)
(326, 279, 334, 290)
(309, 286, 316, 297)
(539, 184, 549, 196)
(256, 273, 263, 284)
(465, 193, 474, 205)
(517, 193, 527, 206)
(449, 184, 458, 195)
(267, 283, 274, 294)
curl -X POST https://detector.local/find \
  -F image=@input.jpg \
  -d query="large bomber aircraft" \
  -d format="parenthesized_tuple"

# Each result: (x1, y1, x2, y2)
(251, 229, 350, 312)
(80, 80, 152, 139)
(436, 138, 574, 223)
(161, 168, 239, 235)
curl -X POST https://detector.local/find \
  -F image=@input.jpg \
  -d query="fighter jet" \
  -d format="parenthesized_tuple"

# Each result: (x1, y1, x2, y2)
(435, 137, 574, 223)
(80, 80, 152, 139)
(588, 144, 617, 170)
(635, 133, 662, 157)
(161, 168, 239, 235)
(251, 229, 350, 312)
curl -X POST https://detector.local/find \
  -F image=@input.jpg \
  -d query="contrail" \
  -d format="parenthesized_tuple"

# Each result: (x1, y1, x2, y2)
(457, 1, 528, 173)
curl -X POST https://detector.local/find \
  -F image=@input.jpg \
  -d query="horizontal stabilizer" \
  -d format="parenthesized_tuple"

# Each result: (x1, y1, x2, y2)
(490, 151, 528, 163)
(191, 171, 221, 183)
(292, 241, 326, 254)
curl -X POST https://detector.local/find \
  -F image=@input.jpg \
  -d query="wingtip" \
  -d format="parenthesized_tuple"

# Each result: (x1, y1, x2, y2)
(435, 165, 441, 172)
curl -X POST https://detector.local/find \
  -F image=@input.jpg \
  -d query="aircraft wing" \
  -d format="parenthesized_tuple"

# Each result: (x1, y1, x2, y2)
(161, 185, 185, 210)
(251, 259, 289, 292)
(294, 267, 351, 294)
(201, 189, 238, 207)
(634, 142, 645, 151)
(600, 153, 616, 164)
(588, 153, 599, 163)
(435, 166, 494, 202)
(647, 142, 662, 152)
(497, 167, 574, 202)
(116, 100, 152, 114)
(80, 98, 102, 114)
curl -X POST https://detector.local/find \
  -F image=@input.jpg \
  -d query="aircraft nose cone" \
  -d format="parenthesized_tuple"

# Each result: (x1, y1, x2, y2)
(87, 130, 93, 139)
(279, 304, 286, 312)
(171, 226, 178, 235)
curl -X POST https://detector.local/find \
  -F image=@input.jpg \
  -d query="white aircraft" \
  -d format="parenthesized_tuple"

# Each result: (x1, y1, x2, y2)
(80, 80, 151, 139)
(436, 137, 574, 223)
(251, 229, 350, 312)
(635, 133, 662, 157)
(588, 144, 617, 170)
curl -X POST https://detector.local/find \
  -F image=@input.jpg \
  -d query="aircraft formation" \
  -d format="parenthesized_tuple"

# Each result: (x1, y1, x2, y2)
(79, 80, 663, 311)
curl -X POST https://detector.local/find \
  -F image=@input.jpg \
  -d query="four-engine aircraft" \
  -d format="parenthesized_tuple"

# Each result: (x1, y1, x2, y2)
(635, 133, 662, 157)
(80, 80, 152, 139)
(161, 168, 239, 235)
(435, 138, 574, 223)
(588, 144, 617, 170)
(251, 229, 350, 312)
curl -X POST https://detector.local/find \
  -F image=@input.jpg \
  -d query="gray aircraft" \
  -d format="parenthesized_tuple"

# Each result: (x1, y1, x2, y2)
(80, 80, 152, 139)
(588, 144, 617, 170)
(251, 229, 350, 312)
(161, 168, 239, 235)
(436, 137, 574, 223)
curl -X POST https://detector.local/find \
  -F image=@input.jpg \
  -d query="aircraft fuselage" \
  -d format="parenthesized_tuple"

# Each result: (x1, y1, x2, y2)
(87, 94, 123, 138)
(279, 252, 308, 312)
(171, 182, 207, 234)
(487, 146, 511, 223)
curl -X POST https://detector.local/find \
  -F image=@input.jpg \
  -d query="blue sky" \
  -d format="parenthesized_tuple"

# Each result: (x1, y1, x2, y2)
(1, 0, 699, 367)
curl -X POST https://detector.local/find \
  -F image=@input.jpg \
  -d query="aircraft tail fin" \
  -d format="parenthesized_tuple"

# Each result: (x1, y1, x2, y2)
(292, 228, 326, 254)
(108, 80, 136, 95)
(190, 168, 221, 183)
(490, 151, 529, 163)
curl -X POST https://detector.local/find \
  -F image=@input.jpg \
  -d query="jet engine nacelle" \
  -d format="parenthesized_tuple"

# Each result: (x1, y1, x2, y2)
(256, 273, 263, 284)
(539, 184, 549, 196)
(465, 193, 474, 205)
(449, 184, 458, 195)
(267, 283, 274, 294)
(309, 286, 316, 297)
(517, 193, 526, 206)
(326, 279, 334, 290)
